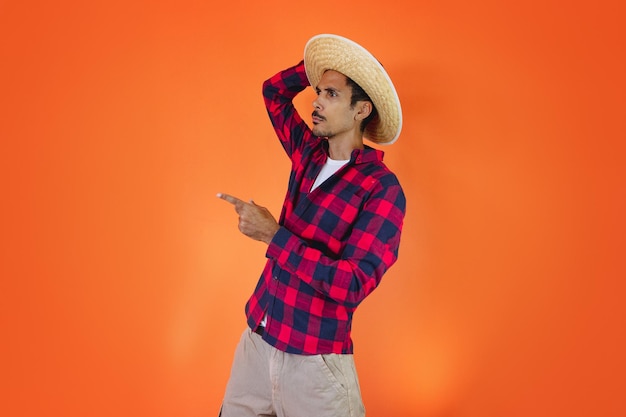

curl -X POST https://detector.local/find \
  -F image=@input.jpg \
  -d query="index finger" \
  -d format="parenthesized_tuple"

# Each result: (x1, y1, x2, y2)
(216, 192, 244, 206)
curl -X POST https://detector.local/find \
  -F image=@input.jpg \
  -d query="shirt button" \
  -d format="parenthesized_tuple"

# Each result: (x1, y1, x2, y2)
(273, 275, 278, 280)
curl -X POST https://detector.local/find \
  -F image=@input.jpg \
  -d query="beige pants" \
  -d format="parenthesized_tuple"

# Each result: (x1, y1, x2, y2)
(220, 328, 365, 417)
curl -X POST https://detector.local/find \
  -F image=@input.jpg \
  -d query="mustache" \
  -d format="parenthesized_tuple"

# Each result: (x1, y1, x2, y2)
(312, 111, 326, 121)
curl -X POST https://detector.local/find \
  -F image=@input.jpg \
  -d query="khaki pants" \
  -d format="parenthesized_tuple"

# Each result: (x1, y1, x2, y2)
(220, 328, 365, 417)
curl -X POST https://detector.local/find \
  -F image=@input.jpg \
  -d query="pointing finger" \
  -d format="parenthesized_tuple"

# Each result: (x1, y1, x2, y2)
(216, 192, 244, 207)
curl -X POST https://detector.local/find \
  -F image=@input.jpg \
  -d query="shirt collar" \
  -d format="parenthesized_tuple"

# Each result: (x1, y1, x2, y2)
(351, 145, 384, 164)
(321, 141, 384, 165)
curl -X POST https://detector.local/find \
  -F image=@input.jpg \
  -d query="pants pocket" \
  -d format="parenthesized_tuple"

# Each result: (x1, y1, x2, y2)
(317, 354, 349, 395)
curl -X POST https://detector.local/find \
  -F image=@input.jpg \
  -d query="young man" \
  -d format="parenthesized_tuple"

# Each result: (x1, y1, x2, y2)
(217, 34, 406, 417)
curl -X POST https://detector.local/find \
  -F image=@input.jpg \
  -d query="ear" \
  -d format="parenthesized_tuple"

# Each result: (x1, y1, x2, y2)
(355, 101, 373, 121)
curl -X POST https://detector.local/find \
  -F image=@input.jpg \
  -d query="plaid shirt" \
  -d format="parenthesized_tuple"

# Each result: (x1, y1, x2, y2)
(245, 61, 406, 355)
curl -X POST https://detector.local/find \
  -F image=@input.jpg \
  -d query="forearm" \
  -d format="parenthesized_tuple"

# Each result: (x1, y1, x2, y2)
(266, 225, 399, 308)
(266, 181, 405, 306)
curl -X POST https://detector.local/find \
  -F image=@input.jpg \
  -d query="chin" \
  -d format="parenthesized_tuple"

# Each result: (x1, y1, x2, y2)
(312, 128, 330, 138)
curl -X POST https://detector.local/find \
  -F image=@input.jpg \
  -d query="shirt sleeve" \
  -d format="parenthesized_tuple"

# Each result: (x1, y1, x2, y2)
(262, 60, 311, 162)
(266, 178, 406, 309)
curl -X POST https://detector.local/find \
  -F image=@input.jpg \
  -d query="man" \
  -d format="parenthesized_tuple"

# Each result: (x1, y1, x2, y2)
(217, 34, 406, 417)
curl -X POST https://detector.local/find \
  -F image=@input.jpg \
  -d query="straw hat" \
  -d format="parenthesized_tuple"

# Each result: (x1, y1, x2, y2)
(304, 34, 402, 144)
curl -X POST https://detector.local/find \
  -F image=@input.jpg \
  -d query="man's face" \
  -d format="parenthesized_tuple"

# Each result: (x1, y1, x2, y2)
(311, 70, 359, 139)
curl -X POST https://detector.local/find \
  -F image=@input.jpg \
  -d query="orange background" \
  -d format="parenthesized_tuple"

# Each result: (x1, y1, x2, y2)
(1, 1, 624, 416)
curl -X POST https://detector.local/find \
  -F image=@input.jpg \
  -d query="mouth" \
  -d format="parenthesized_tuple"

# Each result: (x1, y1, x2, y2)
(312, 111, 325, 124)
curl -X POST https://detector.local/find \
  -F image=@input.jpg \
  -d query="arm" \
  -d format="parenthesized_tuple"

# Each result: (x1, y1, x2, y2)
(266, 180, 406, 308)
(216, 62, 312, 243)
(262, 61, 311, 160)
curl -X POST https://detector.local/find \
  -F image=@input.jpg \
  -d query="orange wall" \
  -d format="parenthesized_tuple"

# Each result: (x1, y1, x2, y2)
(1, 1, 624, 416)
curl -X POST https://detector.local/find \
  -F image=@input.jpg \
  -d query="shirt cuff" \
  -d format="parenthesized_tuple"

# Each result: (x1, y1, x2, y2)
(266, 226, 292, 260)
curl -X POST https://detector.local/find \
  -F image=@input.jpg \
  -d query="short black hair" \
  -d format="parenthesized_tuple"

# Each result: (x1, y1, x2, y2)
(346, 77, 378, 133)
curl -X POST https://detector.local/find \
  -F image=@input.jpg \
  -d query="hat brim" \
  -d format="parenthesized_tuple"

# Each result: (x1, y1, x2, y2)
(304, 34, 402, 145)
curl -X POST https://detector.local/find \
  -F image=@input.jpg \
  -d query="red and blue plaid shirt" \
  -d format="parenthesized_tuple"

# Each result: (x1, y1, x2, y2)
(245, 61, 406, 355)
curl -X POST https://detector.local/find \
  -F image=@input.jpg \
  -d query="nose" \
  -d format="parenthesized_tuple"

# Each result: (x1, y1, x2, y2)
(312, 96, 321, 110)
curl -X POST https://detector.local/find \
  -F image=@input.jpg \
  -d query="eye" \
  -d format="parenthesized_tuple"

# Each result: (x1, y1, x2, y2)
(328, 90, 337, 97)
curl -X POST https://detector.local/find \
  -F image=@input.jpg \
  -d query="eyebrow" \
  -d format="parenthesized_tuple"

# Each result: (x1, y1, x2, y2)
(315, 86, 340, 94)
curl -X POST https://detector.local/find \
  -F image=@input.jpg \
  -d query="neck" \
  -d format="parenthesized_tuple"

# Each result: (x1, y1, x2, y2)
(327, 131, 364, 160)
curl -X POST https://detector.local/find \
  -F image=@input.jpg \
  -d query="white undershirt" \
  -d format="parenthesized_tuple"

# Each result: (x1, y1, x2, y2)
(310, 157, 350, 191)
(259, 156, 349, 329)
